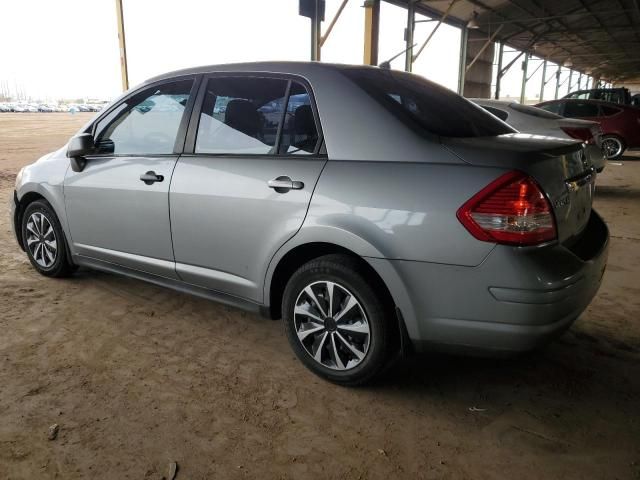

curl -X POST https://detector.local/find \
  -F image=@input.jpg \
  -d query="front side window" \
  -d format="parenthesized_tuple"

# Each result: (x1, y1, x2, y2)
(94, 79, 193, 155)
(563, 101, 599, 118)
(195, 77, 319, 155)
(567, 92, 589, 100)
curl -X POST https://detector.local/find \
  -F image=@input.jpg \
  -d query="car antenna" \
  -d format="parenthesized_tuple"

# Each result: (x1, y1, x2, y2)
(378, 44, 417, 69)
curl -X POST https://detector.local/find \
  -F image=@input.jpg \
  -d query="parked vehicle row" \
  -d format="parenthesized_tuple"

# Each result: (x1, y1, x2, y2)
(12, 62, 608, 385)
(536, 98, 640, 160)
(563, 87, 640, 107)
(472, 99, 606, 172)
(0, 103, 105, 113)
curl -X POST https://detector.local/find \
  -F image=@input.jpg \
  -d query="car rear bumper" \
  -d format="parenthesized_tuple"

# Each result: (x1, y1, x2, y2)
(383, 210, 609, 354)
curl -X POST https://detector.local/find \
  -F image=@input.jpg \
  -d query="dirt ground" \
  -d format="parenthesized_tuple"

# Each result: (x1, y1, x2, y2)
(0, 113, 638, 480)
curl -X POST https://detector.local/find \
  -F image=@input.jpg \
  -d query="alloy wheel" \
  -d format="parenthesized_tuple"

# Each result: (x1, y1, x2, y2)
(294, 281, 370, 371)
(25, 212, 57, 268)
(602, 137, 622, 159)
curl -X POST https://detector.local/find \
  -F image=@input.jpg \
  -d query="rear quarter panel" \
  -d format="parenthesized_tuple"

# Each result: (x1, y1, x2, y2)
(301, 159, 502, 266)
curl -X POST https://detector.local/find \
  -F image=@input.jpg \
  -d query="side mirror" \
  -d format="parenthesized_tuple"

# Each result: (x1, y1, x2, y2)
(67, 133, 95, 172)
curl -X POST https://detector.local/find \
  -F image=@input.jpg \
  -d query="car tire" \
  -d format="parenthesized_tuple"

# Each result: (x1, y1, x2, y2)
(21, 199, 75, 278)
(282, 254, 394, 386)
(601, 135, 626, 160)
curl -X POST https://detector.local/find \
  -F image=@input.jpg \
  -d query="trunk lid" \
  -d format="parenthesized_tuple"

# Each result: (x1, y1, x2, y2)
(443, 133, 596, 244)
(557, 117, 603, 147)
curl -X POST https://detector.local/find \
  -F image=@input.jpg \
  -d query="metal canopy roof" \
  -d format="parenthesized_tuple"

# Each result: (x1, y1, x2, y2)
(391, 0, 640, 83)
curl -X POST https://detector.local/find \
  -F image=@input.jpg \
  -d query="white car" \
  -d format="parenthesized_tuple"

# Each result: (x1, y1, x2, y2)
(472, 99, 606, 172)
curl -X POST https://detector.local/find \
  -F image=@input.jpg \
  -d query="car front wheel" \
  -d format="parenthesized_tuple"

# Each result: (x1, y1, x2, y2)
(282, 254, 394, 386)
(21, 200, 74, 277)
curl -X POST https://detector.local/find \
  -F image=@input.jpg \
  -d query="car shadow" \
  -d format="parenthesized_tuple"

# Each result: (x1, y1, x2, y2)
(619, 151, 640, 161)
(374, 329, 639, 397)
(595, 185, 640, 200)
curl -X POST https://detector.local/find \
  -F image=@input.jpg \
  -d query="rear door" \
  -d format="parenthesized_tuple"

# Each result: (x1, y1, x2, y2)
(64, 77, 197, 277)
(169, 74, 326, 301)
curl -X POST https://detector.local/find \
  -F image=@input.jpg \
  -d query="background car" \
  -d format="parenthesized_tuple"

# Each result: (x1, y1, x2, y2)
(563, 87, 635, 106)
(473, 99, 605, 172)
(537, 98, 640, 159)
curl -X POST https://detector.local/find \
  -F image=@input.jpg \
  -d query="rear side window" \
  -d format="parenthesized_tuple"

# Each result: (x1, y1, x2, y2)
(563, 102, 599, 118)
(600, 105, 622, 117)
(94, 79, 193, 155)
(481, 105, 509, 121)
(195, 77, 319, 155)
(341, 68, 514, 138)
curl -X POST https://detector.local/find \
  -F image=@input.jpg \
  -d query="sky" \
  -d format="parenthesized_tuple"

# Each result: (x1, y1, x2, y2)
(0, 0, 573, 102)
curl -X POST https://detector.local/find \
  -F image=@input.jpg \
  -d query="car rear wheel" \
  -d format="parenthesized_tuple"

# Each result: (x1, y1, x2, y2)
(601, 135, 625, 160)
(282, 254, 393, 386)
(21, 200, 75, 277)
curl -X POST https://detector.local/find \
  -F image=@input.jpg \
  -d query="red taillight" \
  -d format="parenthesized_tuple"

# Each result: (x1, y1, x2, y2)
(457, 171, 557, 246)
(561, 126, 595, 144)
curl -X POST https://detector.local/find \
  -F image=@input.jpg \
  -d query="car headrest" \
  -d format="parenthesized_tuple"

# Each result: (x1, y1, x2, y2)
(225, 99, 260, 137)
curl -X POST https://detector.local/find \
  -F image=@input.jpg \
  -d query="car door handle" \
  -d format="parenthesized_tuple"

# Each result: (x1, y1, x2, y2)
(268, 176, 304, 193)
(140, 171, 164, 185)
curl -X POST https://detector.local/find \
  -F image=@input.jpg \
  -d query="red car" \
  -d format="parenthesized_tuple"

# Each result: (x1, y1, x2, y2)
(536, 99, 640, 160)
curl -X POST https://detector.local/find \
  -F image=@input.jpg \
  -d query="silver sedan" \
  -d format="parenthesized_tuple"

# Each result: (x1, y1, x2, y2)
(11, 62, 608, 385)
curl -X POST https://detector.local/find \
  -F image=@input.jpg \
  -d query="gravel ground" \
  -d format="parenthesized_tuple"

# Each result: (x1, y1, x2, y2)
(0, 113, 639, 479)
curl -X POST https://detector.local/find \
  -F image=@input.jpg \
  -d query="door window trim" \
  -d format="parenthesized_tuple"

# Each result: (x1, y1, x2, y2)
(86, 74, 202, 158)
(183, 72, 325, 158)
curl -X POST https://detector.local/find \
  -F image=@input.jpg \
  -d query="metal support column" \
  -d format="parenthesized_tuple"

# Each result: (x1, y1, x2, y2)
(567, 69, 573, 94)
(519, 53, 529, 104)
(412, 0, 456, 64)
(554, 65, 561, 99)
(115, 0, 129, 91)
(458, 27, 468, 95)
(363, 0, 380, 65)
(495, 42, 504, 99)
(404, 1, 415, 72)
(539, 60, 547, 102)
(310, 0, 322, 61)
(577, 72, 582, 90)
(320, 0, 348, 50)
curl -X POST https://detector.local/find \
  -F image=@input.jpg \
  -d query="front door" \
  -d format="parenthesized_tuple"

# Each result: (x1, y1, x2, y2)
(170, 75, 326, 301)
(64, 78, 196, 278)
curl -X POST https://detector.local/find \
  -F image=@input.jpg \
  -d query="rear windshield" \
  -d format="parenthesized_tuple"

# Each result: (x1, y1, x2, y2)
(510, 103, 563, 119)
(480, 105, 509, 121)
(341, 68, 514, 138)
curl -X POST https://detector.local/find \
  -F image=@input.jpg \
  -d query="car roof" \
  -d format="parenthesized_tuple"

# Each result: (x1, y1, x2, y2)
(144, 61, 374, 85)
(541, 98, 625, 107)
